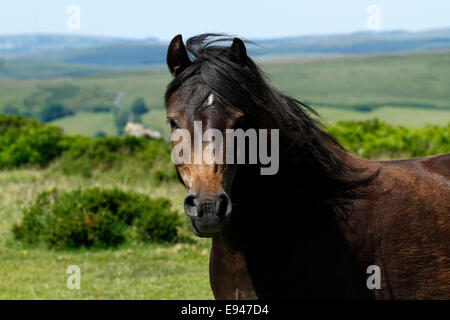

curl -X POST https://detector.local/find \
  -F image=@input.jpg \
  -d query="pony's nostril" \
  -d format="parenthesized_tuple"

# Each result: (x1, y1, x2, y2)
(185, 192, 231, 220)
(184, 193, 201, 218)
(184, 194, 195, 207)
(215, 193, 231, 219)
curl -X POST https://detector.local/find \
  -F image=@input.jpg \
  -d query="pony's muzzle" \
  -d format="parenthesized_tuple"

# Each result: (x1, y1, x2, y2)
(184, 192, 232, 237)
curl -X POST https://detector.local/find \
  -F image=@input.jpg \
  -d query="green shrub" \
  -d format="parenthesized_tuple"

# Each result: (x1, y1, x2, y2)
(13, 188, 182, 249)
(94, 130, 107, 138)
(0, 115, 64, 169)
(152, 168, 178, 185)
(58, 135, 174, 178)
(1, 114, 448, 178)
(131, 97, 149, 115)
(0, 114, 176, 181)
(134, 198, 181, 242)
(39, 103, 75, 122)
(326, 119, 450, 159)
(2, 105, 20, 115)
(91, 106, 111, 113)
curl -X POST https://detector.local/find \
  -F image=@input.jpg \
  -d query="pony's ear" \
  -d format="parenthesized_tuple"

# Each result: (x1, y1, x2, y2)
(167, 34, 191, 76)
(229, 37, 247, 64)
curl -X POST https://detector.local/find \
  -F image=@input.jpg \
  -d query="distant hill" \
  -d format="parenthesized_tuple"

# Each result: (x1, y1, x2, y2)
(252, 28, 450, 58)
(0, 60, 121, 79)
(0, 28, 449, 78)
(6, 42, 168, 68)
(0, 34, 159, 53)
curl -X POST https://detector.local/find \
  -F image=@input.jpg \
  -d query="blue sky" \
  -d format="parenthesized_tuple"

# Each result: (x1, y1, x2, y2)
(1, 0, 449, 40)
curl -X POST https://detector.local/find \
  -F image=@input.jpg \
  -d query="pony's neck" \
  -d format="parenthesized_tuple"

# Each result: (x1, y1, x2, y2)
(216, 141, 375, 298)
(222, 129, 376, 250)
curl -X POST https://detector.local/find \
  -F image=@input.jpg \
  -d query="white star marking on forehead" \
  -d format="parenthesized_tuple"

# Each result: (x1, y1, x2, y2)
(206, 93, 214, 106)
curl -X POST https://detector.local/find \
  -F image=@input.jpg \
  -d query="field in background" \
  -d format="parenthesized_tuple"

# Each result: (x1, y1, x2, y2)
(0, 50, 449, 139)
(265, 51, 450, 124)
(266, 52, 450, 108)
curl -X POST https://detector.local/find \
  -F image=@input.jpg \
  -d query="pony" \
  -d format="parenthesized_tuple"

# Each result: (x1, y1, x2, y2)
(164, 34, 450, 299)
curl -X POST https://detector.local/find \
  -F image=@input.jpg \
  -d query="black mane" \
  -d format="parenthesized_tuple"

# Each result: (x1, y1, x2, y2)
(165, 34, 378, 216)
(165, 34, 328, 149)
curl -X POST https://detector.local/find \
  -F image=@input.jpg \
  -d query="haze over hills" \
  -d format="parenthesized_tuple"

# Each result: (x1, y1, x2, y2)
(254, 28, 450, 57)
(0, 28, 449, 78)
(0, 34, 159, 53)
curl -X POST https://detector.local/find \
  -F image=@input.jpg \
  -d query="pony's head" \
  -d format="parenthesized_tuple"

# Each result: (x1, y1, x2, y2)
(165, 34, 277, 237)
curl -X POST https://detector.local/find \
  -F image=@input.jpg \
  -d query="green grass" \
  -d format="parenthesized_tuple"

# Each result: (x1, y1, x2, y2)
(315, 106, 450, 127)
(51, 109, 170, 139)
(51, 112, 118, 136)
(0, 60, 119, 79)
(0, 243, 212, 299)
(0, 168, 213, 299)
(264, 51, 450, 109)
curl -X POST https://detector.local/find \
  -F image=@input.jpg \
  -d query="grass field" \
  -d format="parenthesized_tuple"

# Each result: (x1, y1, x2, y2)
(0, 60, 119, 80)
(0, 168, 213, 299)
(315, 106, 450, 126)
(51, 112, 118, 137)
(264, 51, 450, 108)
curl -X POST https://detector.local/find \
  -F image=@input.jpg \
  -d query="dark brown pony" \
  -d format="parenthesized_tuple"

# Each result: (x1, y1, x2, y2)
(164, 34, 450, 299)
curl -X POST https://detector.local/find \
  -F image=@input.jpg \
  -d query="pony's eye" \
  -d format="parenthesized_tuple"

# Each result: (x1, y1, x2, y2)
(167, 118, 179, 130)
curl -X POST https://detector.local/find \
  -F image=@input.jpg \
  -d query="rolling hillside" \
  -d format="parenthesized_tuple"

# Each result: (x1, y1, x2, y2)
(254, 28, 450, 57)
(1, 50, 448, 138)
(0, 28, 449, 75)
(0, 60, 120, 79)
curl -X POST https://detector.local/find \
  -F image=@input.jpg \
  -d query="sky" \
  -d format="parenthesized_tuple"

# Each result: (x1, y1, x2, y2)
(0, 0, 449, 41)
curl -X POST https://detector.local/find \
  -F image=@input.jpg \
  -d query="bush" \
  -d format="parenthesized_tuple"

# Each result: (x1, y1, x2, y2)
(1, 114, 448, 178)
(131, 97, 149, 115)
(152, 168, 178, 185)
(39, 103, 75, 122)
(13, 188, 182, 249)
(58, 135, 174, 178)
(2, 105, 20, 115)
(91, 106, 111, 113)
(0, 115, 176, 182)
(94, 130, 107, 138)
(0, 115, 64, 169)
(134, 198, 181, 242)
(326, 119, 450, 159)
